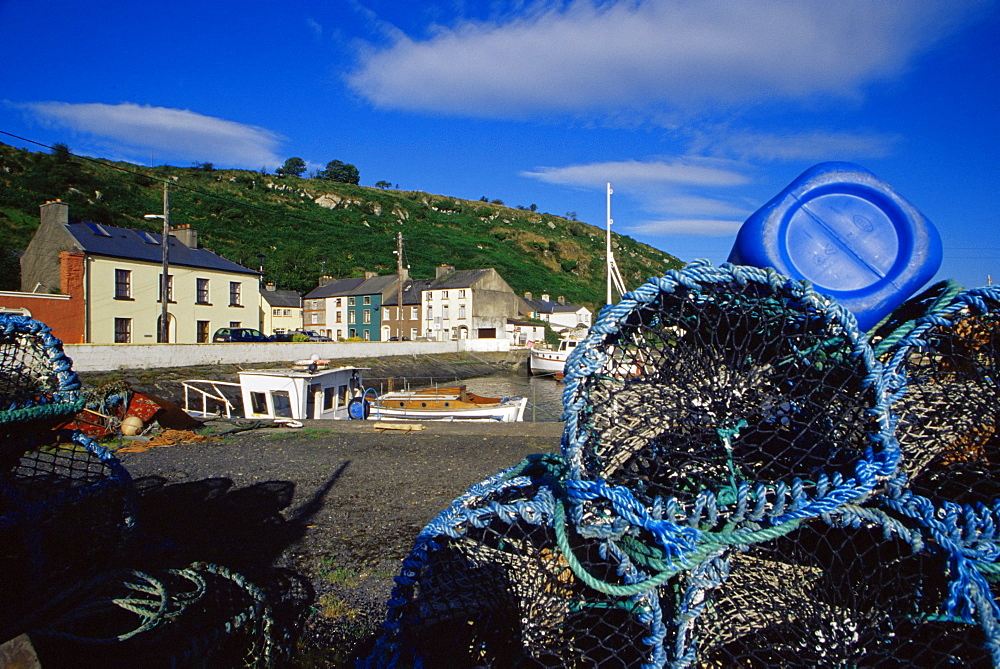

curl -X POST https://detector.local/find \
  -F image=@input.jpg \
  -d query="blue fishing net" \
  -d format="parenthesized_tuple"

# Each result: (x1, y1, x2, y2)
(366, 261, 1000, 667)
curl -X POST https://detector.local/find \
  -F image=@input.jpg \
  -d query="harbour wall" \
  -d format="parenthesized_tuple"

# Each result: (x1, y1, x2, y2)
(65, 338, 514, 372)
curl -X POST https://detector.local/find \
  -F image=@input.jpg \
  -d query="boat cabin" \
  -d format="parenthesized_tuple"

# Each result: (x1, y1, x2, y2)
(237, 366, 365, 420)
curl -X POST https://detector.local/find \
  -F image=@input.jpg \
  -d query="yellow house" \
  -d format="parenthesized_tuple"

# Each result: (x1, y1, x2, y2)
(20, 201, 260, 344)
(260, 283, 303, 336)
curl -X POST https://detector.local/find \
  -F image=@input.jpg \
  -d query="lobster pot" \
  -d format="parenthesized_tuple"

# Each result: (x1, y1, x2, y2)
(680, 511, 991, 667)
(881, 286, 1000, 505)
(364, 462, 667, 668)
(0, 432, 134, 639)
(0, 315, 83, 463)
(28, 562, 278, 668)
(561, 261, 892, 515)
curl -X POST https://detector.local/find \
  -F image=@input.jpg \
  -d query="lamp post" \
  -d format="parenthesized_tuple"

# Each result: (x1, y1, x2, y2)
(257, 253, 265, 277)
(144, 183, 170, 343)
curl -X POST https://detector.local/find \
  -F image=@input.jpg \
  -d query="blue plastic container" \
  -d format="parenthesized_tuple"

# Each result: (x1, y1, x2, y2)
(728, 162, 942, 331)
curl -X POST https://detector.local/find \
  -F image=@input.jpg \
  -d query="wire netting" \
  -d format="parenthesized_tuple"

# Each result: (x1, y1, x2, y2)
(366, 261, 1000, 667)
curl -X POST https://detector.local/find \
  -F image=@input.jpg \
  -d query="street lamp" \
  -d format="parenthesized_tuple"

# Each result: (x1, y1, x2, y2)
(144, 182, 170, 343)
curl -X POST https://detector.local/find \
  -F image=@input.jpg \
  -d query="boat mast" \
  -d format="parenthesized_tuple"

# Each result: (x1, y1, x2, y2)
(396, 232, 404, 340)
(606, 182, 627, 305)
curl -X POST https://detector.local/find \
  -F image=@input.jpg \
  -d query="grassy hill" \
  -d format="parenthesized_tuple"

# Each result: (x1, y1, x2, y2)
(0, 142, 683, 308)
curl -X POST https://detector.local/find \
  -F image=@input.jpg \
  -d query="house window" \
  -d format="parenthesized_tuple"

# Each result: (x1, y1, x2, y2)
(410, 306, 418, 320)
(348, 311, 356, 324)
(311, 313, 319, 324)
(410, 328, 417, 340)
(196, 278, 210, 304)
(442, 290, 449, 299)
(157, 274, 174, 302)
(363, 309, 371, 324)
(282, 309, 291, 317)
(426, 306, 432, 320)
(442, 305, 449, 320)
(363, 295, 371, 305)
(114, 269, 131, 299)
(458, 289, 466, 298)
(272, 308, 281, 317)
(114, 318, 131, 343)
(348, 297, 356, 306)
(383, 307, 390, 320)
(230, 321, 241, 328)
(197, 320, 210, 343)
(335, 298, 341, 307)
(363, 330, 370, 341)
(229, 282, 242, 306)
(459, 305, 466, 319)
(337, 329, 343, 340)
(427, 292, 433, 301)
(335, 312, 342, 323)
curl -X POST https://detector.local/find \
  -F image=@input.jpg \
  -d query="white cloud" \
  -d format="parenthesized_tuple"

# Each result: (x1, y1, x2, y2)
(692, 130, 900, 162)
(347, 0, 980, 118)
(628, 218, 744, 237)
(22, 102, 284, 168)
(522, 158, 749, 189)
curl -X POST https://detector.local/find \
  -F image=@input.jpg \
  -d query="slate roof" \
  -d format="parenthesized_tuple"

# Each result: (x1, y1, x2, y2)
(526, 298, 586, 314)
(383, 279, 434, 307)
(428, 269, 492, 289)
(65, 220, 257, 275)
(350, 274, 398, 296)
(304, 277, 366, 299)
(261, 289, 302, 308)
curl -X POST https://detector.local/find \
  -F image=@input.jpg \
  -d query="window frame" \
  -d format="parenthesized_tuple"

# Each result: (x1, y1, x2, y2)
(114, 269, 132, 300)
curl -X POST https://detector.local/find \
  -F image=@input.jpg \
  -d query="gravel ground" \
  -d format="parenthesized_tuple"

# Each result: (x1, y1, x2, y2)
(114, 419, 563, 666)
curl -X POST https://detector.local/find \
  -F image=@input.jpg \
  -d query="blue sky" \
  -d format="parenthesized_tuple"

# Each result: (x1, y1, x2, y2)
(1, 0, 997, 290)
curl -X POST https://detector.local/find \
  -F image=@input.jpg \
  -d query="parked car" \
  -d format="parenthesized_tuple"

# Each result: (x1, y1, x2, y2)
(212, 327, 271, 343)
(292, 329, 333, 342)
(388, 336, 411, 341)
(270, 331, 294, 342)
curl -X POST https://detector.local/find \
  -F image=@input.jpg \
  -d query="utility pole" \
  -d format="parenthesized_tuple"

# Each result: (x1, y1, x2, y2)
(396, 232, 404, 340)
(145, 183, 171, 342)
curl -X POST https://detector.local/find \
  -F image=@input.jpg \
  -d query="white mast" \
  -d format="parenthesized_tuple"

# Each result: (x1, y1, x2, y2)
(605, 182, 627, 305)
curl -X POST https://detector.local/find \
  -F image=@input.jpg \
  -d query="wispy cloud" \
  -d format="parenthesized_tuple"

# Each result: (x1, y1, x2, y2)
(629, 218, 744, 237)
(522, 158, 750, 189)
(347, 0, 980, 119)
(691, 129, 900, 162)
(21, 102, 284, 168)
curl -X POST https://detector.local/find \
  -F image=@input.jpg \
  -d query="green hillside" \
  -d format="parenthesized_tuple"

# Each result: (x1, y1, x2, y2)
(0, 142, 683, 308)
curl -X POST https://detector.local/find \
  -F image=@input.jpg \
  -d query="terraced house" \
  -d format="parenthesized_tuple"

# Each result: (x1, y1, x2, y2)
(19, 201, 259, 344)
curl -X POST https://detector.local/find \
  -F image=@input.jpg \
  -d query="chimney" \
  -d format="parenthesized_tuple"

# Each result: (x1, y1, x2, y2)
(40, 200, 70, 228)
(318, 276, 332, 287)
(172, 224, 198, 248)
(541, 293, 550, 302)
(399, 267, 409, 283)
(524, 291, 533, 300)
(436, 264, 454, 279)
(265, 283, 276, 291)
(364, 271, 377, 279)
(557, 295, 565, 305)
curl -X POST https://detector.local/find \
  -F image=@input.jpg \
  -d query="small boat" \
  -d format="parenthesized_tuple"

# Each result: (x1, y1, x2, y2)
(362, 385, 528, 423)
(529, 329, 586, 380)
(181, 359, 528, 422)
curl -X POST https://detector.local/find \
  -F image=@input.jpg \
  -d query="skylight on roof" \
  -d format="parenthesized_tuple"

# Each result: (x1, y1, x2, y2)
(137, 231, 159, 244)
(84, 221, 111, 237)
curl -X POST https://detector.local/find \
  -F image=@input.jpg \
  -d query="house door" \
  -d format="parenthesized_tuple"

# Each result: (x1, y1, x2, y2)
(156, 313, 177, 343)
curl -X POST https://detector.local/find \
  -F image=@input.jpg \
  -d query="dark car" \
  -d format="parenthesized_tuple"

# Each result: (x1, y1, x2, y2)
(212, 327, 271, 342)
(388, 336, 411, 341)
(292, 329, 333, 342)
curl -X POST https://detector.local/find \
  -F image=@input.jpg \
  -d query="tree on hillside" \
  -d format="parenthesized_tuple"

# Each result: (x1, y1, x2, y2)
(375, 180, 392, 190)
(277, 157, 306, 177)
(318, 160, 360, 185)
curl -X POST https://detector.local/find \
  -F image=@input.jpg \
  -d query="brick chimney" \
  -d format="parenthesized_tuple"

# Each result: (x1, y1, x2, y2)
(364, 271, 378, 279)
(557, 295, 565, 305)
(541, 293, 550, 302)
(171, 224, 198, 248)
(524, 291, 533, 300)
(436, 264, 454, 279)
(265, 283, 276, 291)
(318, 276, 332, 287)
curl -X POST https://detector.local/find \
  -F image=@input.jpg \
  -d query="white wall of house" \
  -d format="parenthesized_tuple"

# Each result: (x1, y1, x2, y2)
(546, 308, 592, 331)
(88, 256, 256, 344)
(422, 287, 473, 341)
(261, 304, 303, 335)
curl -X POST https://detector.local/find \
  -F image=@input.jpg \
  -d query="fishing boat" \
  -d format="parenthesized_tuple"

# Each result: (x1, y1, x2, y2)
(181, 358, 527, 422)
(529, 329, 586, 380)
(360, 385, 528, 422)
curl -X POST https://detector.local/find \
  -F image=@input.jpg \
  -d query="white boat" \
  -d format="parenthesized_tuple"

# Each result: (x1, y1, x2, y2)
(529, 330, 585, 379)
(181, 360, 527, 422)
(364, 385, 528, 422)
